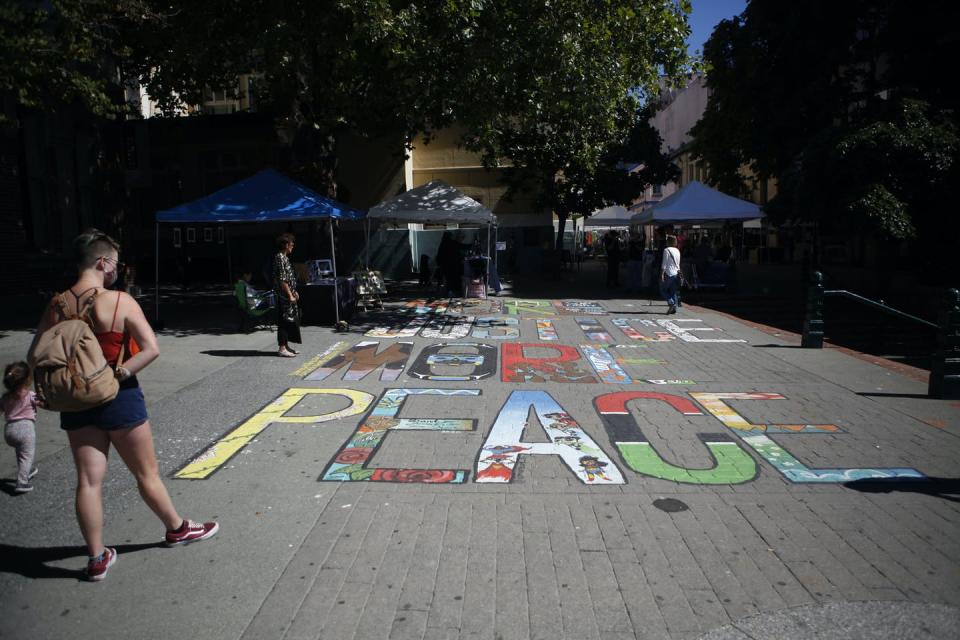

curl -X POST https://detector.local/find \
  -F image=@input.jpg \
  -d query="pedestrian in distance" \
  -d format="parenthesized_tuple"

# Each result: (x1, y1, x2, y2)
(273, 232, 302, 357)
(625, 231, 645, 293)
(603, 230, 622, 287)
(27, 229, 219, 581)
(3, 361, 39, 493)
(660, 235, 682, 314)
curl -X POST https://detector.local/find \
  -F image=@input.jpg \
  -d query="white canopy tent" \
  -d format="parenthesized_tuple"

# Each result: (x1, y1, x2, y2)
(631, 180, 763, 226)
(366, 180, 497, 269)
(368, 180, 495, 225)
(584, 205, 633, 228)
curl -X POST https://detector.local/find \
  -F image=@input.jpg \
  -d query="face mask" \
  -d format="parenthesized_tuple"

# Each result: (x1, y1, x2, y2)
(102, 258, 119, 287)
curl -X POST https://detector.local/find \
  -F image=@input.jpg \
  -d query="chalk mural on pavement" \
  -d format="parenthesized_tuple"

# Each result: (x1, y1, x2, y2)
(576, 317, 615, 343)
(658, 319, 746, 343)
(407, 343, 498, 381)
(595, 391, 756, 484)
(691, 392, 926, 482)
(554, 300, 606, 315)
(471, 316, 520, 339)
(176, 388, 374, 479)
(536, 319, 559, 341)
(420, 315, 475, 339)
(305, 340, 412, 381)
(502, 343, 599, 383)
(476, 390, 624, 484)
(580, 344, 632, 384)
(322, 388, 481, 483)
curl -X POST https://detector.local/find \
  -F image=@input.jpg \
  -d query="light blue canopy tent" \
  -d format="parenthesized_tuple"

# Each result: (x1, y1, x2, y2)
(155, 168, 365, 325)
(631, 180, 763, 225)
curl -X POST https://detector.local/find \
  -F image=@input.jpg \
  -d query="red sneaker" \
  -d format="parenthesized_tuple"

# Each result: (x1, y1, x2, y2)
(165, 520, 219, 547)
(86, 547, 117, 582)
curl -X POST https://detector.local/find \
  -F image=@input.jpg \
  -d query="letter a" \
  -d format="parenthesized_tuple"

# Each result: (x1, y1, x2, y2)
(476, 390, 623, 484)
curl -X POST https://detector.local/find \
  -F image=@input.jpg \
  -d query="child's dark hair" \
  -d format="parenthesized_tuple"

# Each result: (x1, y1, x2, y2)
(3, 361, 31, 396)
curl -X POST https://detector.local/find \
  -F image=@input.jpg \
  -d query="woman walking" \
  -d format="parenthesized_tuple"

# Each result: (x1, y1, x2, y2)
(28, 229, 218, 581)
(659, 235, 682, 314)
(272, 232, 302, 357)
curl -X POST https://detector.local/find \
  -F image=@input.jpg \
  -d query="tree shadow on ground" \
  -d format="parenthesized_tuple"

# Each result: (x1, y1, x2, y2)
(0, 542, 164, 579)
(844, 477, 960, 503)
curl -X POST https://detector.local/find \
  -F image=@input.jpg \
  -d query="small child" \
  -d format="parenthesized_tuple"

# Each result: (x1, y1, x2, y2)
(3, 361, 38, 493)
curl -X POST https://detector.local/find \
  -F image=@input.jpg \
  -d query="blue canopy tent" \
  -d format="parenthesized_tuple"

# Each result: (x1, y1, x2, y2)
(630, 180, 763, 225)
(155, 168, 365, 326)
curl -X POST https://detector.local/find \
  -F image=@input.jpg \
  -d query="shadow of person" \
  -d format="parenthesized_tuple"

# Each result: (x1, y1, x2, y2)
(200, 350, 280, 357)
(0, 542, 165, 580)
(844, 477, 960, 503)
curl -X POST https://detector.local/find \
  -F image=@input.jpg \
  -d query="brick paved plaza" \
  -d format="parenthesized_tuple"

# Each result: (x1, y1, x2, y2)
(1, 294, 958, 639)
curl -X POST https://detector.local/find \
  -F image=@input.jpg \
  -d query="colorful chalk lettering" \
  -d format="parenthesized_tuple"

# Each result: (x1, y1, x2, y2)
(620, 318, 676, 341)
(322, 388, 480, 483)
(595, 391, 756, 484)
(175, 388, 374, 479)
(611, 318, 646, 340)
(420, 315, 475, 339)
(536, 319, 559, 341)
(610, 344, 664, 366)
(575, 317, 615, 343)
(553, 300, 606, 315)
(471, 316, 520, 339)
(644, 379, 695, 385)
(503, 299, 556, 317)
(658, 319, 746, 343)
(365, 313, 429, 338)
(305, 340, 412, 382)
(476, 390, 624, 484)
(691, 392, 926, 483)
(290, 341, 351, 377)
(407, 343, 498, 381)
(580, 344, 632, 384)
(501, 343, 599, 383)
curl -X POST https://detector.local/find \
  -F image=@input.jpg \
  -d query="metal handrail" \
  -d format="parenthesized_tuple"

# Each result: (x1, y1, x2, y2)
(822, 289, 939, 330)
(801, 271, 959, 399)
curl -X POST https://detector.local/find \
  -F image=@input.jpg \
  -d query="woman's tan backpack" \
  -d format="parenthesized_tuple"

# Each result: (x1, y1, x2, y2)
(29, 291, 120, 412)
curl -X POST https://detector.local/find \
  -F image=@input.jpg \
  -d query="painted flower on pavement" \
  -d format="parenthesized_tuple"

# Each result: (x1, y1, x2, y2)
(334, 447, 374, 464)
(371, 468, 459, 483)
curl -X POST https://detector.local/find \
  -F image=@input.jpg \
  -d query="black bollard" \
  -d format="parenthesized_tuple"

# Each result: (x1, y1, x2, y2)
(929, 288, 960, 399)
(801, 271, 824, 348)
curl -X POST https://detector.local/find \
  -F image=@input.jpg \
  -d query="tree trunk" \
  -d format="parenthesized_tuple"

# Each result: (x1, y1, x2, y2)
(556, 211, 568, 250)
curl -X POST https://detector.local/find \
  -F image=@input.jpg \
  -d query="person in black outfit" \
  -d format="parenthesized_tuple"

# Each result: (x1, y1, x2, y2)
(436, 232, 467, 297)
(603, 230, 622, 287)
(272, 232, 302, 357)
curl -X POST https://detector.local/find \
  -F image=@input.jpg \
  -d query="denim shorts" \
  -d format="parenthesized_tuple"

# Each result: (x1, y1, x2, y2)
(60, 378, 148, 431)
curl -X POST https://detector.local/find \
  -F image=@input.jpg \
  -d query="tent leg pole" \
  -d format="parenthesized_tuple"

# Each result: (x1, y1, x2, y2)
(154, 223, 160, 327)
(330, 219, 341, 326)
(365, 218, 370, 271)
(225, 226, 232, 285)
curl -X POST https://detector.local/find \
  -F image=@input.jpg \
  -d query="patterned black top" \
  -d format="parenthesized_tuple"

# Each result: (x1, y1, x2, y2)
(272, 252, 296, 296)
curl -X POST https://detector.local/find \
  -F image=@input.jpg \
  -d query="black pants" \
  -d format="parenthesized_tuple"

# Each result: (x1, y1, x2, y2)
(606, 259, 620, 286)
(276, 302, 302, 346)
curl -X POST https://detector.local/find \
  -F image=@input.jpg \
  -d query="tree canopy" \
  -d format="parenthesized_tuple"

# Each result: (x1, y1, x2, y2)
(690, 0, 960, 242)
(4, 1, 691, 213)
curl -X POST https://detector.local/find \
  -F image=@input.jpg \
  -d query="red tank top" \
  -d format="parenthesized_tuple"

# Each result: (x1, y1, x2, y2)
(94, 292, 139, 365)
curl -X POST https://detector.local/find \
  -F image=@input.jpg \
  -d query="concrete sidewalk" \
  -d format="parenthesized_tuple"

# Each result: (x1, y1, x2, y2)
(0, 292, 958, 640)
